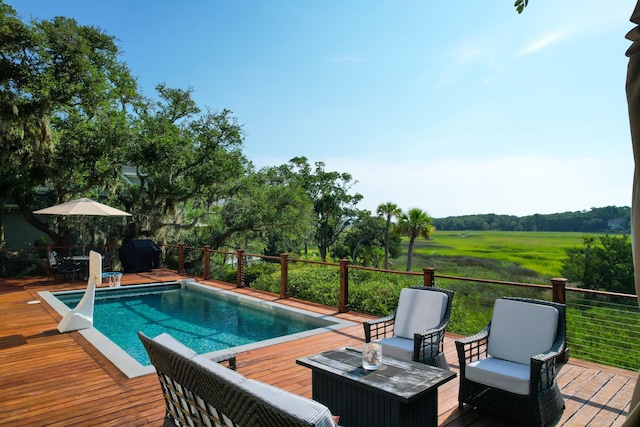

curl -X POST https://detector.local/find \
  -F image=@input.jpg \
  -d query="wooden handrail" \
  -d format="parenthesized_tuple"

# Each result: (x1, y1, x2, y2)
(157, 244, 638, 312)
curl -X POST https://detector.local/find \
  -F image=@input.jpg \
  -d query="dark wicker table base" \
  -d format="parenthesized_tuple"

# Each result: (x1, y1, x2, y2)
(311, 370, 439, 427)
(297, 347, 456, 427)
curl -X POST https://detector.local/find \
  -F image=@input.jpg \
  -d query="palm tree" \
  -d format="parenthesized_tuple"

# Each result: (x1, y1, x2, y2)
(399, 208, 433, 271)
(376, 202, 402, 269)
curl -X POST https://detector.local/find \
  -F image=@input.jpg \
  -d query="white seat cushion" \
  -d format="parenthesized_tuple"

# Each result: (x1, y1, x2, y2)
(377, 336, 414, 361)
(487, 299, 559, 365)
(376, 336, 439, 362)
(393, 289, 447, 339)
(153, 333, 197, 360)
(465, 356, 530, 395)
(240, 379, 336, 427)
(192, 355, 246, 385)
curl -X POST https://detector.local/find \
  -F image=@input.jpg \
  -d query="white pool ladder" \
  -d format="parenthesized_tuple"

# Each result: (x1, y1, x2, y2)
(57, 250, 101, 333)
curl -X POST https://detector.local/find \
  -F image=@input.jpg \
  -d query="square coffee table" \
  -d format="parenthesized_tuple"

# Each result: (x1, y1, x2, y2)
(296, 346, 456, 427)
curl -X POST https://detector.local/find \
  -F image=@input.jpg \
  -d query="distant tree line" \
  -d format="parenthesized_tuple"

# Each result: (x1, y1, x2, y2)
(432, 206, 631, 233)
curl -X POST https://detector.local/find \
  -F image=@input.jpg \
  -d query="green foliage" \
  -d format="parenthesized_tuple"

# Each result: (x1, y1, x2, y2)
(348, 269, 421, 315)
(284, 157, 363, 262)
(243, 166, 314, 256)
(253, 263, 341, 305)
(120, 85, 248, 244)
(376, 202, 402, 269)
(561, 234, 634, 293)
(514, 0, 529, 14)
(338, 212, 388, 267)
(399, 208, 433, 271)
(2, 5, 139, 246)
(243, 261, 280, 287)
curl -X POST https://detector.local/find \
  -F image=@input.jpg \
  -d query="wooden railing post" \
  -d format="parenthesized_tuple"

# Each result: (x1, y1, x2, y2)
(550, 277, 569, 363)
(423, 267, 435, 287)
(203, 246, 211, 280)
(551, 277, 567, 304)
(178, 243, 185, 274)
(339, 259, 350, 313)
(280, 253, 289, 299)
(237, 249, 245, 288)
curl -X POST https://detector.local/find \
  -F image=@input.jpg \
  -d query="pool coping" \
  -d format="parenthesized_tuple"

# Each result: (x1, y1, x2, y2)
(37, 279, 357, 379)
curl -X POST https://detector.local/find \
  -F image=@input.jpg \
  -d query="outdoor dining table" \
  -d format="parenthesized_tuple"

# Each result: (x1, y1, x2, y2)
(296, 346, 456, 427)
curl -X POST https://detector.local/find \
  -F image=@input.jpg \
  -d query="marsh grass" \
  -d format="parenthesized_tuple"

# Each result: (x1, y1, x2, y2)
(241, 230, 639, 370)
(391, 230, 591, 282)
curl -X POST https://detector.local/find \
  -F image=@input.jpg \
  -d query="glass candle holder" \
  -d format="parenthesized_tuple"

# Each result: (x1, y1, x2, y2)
(361, 342, 382, 370)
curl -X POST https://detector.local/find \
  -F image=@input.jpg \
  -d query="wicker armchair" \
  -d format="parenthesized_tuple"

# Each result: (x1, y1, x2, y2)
(456, 298, 566, 427)
(363, 286, 454, 369)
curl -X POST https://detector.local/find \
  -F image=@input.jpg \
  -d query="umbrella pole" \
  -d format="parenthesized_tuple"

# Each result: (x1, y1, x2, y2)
(81, 216, 86, 256)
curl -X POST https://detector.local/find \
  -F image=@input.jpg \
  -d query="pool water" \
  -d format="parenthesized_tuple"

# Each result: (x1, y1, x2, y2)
(56, 284, 334, 366)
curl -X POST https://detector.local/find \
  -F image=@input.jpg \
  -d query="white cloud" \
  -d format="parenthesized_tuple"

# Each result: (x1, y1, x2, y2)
(517, 29, 571, 55)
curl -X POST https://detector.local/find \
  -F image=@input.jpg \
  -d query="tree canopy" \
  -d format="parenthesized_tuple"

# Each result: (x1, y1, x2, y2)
(399, 208, 433, 271)
(0, 6, 370, 261)
(1, 3, 139, 245)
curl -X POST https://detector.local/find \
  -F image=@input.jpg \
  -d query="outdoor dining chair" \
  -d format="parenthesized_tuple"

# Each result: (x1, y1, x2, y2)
(46, 251, 59, 280)
(102, 250, 115, 272)
(55, 255, 81, 283)
(455, 297, 566, 427)
(363, 286, 455, 369)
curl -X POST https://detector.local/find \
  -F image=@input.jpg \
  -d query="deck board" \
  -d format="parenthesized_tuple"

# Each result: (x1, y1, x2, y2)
(0, 270, 636, 426)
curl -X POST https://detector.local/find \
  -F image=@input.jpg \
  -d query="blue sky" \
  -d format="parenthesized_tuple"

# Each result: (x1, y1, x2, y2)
(7, 0, 636, 217)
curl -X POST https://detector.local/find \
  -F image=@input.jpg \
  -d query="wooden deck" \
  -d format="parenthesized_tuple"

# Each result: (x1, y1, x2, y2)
(0, 270, 636, 426)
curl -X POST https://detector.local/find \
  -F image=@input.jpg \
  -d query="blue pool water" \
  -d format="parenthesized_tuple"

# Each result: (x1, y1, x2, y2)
(55, 284, 334, 366)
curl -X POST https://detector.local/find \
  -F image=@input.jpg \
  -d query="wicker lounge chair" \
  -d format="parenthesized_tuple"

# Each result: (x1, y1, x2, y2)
(455, 298, 566, 427)
(363, 286, 454, 369)
(138, 331, 339, 427)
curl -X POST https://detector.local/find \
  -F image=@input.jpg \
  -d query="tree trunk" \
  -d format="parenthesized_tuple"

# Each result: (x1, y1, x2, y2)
(406, 236, 415, 271)
(383, 217, 391, 269)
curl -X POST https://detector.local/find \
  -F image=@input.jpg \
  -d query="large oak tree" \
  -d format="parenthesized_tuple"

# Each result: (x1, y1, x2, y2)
(1, 3, 139, 246)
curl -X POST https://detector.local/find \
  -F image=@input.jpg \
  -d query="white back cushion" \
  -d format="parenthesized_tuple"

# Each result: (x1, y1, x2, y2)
(192, 355, 245, 385)
(487, 299, 559, 365)
(394, 289, 448, 339)
(153, 333, 198, 360)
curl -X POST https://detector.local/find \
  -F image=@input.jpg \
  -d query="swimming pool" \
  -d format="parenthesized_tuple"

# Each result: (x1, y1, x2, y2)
(38, 280, 356, 378)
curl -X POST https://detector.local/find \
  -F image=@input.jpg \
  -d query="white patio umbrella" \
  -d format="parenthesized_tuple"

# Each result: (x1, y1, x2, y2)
(33, 197, 132, 217)
(34, 198, 131, 254)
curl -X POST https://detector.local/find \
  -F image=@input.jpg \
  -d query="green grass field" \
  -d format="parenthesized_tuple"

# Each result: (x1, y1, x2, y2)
(391, 230, 597, 283)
